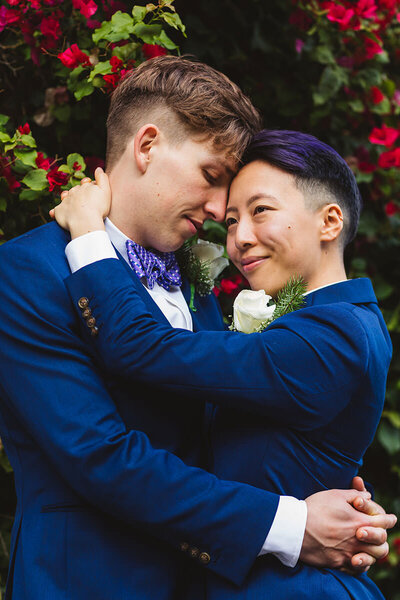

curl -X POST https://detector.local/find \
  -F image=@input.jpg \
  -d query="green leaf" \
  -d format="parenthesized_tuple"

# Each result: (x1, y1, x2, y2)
(13, 148, 38, 168)
(21, 168, 48, 191)
(92, 21, 113, 44)
(348, 99, 365, 113)
(19, 189, 42, 202)
(153, 29, 178, 50)
(19, 134, 37, 148)
(313, 66, 348, 105)
(132, 22, 163, 43)
(378, 420, 400, 455)
(74, 80, 95, 101)
(132, 6, 147, 23)
(58, 164, 72, 174)
(52, 104, 72, 123)
(370, 97, 391, 114)
(93, 11, 135, 43)
(312, 45, 335, 64)
(0, 114, 10, 127)
(0, 131, 12, 143)
(88, 60, 111, 82)
(112, 42, 140, 62)
(67, 153, 86, 171)
(383, 411, 400, 429)
(0, 197, 6, 212)
(161, 11, 186, 34)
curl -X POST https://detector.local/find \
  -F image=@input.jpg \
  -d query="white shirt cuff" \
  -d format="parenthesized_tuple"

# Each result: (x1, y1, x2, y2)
(65, 231, 117, 273)
(258, 496, 307, 567)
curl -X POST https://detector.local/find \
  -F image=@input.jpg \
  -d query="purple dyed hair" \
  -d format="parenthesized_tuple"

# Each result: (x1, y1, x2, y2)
(242, 129, 362, 246)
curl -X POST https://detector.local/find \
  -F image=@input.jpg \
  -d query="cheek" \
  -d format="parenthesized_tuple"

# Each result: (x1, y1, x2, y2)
(226, 234, 239, 263)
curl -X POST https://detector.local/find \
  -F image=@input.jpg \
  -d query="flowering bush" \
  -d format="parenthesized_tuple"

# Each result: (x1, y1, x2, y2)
(1, 0, 400, 597)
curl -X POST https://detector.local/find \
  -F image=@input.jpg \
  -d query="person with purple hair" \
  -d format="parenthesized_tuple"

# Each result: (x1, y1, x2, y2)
(52, 127, 394, 598)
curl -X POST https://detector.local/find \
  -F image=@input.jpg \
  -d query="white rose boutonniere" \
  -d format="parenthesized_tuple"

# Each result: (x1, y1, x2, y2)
(176, 239, 229, 311)
(231, 276, 307, 333)
(233, 290, 276, 333)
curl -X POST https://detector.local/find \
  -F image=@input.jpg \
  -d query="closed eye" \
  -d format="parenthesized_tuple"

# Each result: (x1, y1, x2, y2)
(203, 170, 218, 185)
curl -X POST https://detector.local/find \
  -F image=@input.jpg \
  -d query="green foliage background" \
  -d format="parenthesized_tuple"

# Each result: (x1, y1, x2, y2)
(0, 0, 399, 597)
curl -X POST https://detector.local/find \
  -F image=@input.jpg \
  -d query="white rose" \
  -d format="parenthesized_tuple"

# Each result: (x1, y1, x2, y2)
(233, 289, 276, 333)
(191, 239, 229, 280)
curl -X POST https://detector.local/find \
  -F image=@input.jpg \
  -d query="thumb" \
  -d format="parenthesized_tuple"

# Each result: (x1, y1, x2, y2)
(94, 167, 111, 194)
(352, 476, 367, 493)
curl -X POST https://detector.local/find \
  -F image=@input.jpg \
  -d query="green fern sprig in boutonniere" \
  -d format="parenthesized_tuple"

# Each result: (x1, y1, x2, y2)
(176, 239, 229, 311)
(231, 276, 307, 333)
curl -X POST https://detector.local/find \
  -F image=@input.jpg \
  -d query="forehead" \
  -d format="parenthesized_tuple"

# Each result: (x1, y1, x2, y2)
(227, 160, 303, 209)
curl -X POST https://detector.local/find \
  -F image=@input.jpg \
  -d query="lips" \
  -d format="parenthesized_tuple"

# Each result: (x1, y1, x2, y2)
(186, 217, 203, 234)
(241, 256, 268, 272)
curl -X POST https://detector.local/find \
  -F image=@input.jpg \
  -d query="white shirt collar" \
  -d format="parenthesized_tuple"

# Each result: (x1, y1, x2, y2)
(304, 280, 348, 296)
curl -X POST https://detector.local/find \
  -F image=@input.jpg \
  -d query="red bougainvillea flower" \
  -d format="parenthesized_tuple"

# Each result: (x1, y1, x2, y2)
(323, 3, 358, 30)
(17, 123, 31, 135)
(369, 124, 399, 147)
(355, 0, 377, 19)
(72, 162, 82, 171)
(103, 72, 121, 91)
(72, 0, 98, 19)
(289, 8, 313, 31)
(0, 156, 21, 191)
(36, 152, 52, 171)
(47, 167, 69, 192)
(363, 35, 383, 59)
(142, 44, 168, 60)
(385, 201, 400, 216)
(58, 44, 91, 69)
(40, 15, 62, 41)
(378, 147, 400, 168)
(393, 536, 400, 553)
(218, 274, 247, 296)
(370, 86, 385, 104)
(110, 55, 124, 72)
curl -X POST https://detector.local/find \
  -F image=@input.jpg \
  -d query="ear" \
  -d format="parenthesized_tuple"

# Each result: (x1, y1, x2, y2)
(133, 123, 160, 174)
(320, 203, 344, 242)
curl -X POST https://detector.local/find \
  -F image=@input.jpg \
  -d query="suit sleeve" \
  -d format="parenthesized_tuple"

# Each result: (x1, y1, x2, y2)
(0, 242, 279, 587)
(66, 259, 370, 432)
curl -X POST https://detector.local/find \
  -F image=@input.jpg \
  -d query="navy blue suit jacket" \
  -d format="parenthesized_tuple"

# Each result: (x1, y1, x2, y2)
(65, 257, 392, 599)
(0, 223, 280, 600)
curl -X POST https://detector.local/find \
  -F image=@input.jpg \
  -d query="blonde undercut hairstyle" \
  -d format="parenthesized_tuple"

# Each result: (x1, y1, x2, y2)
(105, 55, 263, 170)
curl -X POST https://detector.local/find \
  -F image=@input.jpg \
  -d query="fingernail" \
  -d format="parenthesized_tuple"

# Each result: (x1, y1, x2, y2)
(357, 498, 364, 507)
(358, 559, 363, 565)
(360, 529, 368, 538)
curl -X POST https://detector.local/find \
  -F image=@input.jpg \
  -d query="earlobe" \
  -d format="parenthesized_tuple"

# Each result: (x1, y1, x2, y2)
(133, 124, 160, 174)
(320, 204, 344, 242)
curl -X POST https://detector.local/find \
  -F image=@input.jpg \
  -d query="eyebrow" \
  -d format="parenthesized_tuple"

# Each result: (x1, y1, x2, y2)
(226, 193, 279, 214)
(204, 159, 237, 179)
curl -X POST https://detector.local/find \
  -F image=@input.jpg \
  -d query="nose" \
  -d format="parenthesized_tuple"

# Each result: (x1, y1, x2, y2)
(204, 188, 228, 222)
(234, 217, 257, 250)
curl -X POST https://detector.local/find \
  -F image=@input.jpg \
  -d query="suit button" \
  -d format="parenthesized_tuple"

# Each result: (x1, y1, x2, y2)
(86, 317, 96, 328)
(78, 297, 89, 309)
(199, 552, 211, 565)
(90, 326, 99, 337)
(179, 542, 189, 552)
(189, 547, 199, 559)
(82, 307, 92, 318)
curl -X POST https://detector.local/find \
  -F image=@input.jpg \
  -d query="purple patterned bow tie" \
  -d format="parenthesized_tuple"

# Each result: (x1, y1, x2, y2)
(126, 239, 182, 291)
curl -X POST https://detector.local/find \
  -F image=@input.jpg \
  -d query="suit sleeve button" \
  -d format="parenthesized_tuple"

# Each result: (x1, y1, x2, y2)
(82, 307, 92, 318)
(90, 326, 99, 337)
(189, 547, 199, 559)
(179, 542, 189, 552)
(199, 552, 211, 565)
(78, 297, 89, 309)
(86, 317, 96, 328)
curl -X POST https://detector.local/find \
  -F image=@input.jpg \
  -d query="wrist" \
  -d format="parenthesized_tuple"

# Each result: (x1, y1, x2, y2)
(69, 215, 105, 239)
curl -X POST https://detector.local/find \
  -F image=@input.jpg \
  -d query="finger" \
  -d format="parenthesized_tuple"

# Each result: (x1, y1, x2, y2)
(350, 553, 378, 569)
(351, 476, 367, 492)
(49, 208, 55, 219)
(80, 177, 92, 185)
(95, 166, 111, 194)
(367, 513, 397, 529)
(352, 541, 389, 561)
(353, 497, 383, 515)
(60, 190, 69, 200)
(356, 526, 386, 545)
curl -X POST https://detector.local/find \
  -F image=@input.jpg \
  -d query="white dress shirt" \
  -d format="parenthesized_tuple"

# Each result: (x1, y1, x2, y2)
(65, 218, 307, 567)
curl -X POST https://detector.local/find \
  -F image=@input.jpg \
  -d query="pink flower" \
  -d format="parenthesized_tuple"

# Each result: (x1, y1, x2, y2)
(295, 39, 305, 54)
(47, 167, 69, 192)
(324, 3, 358, 30)
(58, 44, 91, 69)
(36, 152, 52, 171)
(370, 86, 385, 104)
(385, 201, 400, 216)
(40, 15, 62, 40)
(369, 124, 399, 147)
(355, 0, 377, 19)
(72, 0, 98, 19)
(142, 44, 168, 60)
(378, 148, 400, 168)
(364, 36, 383, 60)
(17, 123, 31, 135)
